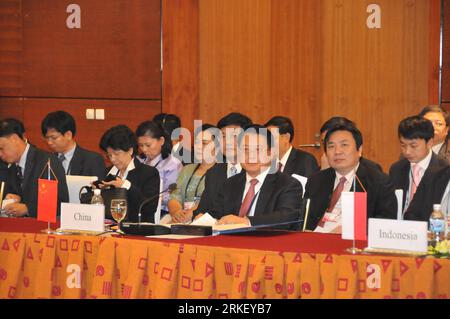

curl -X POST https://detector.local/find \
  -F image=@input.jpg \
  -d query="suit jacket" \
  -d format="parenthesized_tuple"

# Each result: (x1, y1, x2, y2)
(389, 152, 448, 209)
(360, 157, 383, 173)
(4, 144, 69, 217)
(304, 161, 397, 230)
(66, 145, 106, 180)
(437, 138, 449, 164)
(283, 148, 319, 178)
(209, 170, 303, 227)
(0, 160, 8, 182)
(404, 165, 450, 221)
(195, 163, 228, 215)
(104, 158, 160, 223)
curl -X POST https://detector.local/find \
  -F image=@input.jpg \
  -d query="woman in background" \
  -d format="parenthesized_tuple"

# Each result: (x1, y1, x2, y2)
(136, 120, 183, 216)
(167, 124, 219, 223)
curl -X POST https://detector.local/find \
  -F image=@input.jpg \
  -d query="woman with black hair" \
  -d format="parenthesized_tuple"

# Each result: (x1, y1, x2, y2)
(167, 124, 219, 223)
(136, 120, 183, 215)
(98, 125, 160, 223)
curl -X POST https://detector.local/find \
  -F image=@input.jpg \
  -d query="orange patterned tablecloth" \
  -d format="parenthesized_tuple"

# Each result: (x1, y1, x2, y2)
(0, 230, 448, 299)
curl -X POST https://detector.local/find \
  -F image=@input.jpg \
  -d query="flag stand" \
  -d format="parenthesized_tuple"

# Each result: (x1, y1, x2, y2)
(38, 159, 58, 234)
(41, 221, 55, 234)
(346, 239, 362, 254)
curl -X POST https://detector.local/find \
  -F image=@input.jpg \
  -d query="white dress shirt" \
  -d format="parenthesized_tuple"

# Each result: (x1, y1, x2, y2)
(432, 142, 444, 155)
(314, 163, 360, 233)
(17, 143, 30, 174)
(59, 144, 76, 174)
(227, 163, 242, 178)
(277, 146, 293, 173)
(107, 159, 136, 190)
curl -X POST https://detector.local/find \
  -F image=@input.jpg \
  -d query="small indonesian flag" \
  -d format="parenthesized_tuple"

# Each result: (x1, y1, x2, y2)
(341, 191, 367, 240)
(37, 178, 58, 223)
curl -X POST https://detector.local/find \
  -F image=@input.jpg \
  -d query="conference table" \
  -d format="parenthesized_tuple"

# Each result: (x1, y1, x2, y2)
(0, 218, 448, 299)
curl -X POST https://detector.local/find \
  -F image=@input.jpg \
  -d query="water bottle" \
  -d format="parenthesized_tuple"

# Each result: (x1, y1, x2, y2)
(429, 204, 445, 247)
(91, 189, 104, 205)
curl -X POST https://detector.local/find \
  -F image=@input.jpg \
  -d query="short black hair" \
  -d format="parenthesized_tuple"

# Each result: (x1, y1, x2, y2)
(100, 125, 137, 155)
(264, 116, 295, 142)
(0, 118, 25, 139)
(320, 116, 356, 134)
(398, 116, 434, 142)
(153, 113, 181, 139)
(136, 120, 172, 159)
(238, 124, 274, 149)
(194, 124, 219, 138)
(217, 113, 253, 129)
(418, 105, 449, 126)
(41, 111, 77, 137)
(324, 122, 363, 151)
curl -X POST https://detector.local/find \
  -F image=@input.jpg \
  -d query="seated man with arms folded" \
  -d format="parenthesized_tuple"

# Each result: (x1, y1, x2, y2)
(98, 125, 160, 223)
(41, 110, 106, 179)
(202, 124, 302, 227)
(0, 119, 69, 217)
(304, 122, 397, 233)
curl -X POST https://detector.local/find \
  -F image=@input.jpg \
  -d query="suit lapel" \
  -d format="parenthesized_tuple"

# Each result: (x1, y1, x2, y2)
(68, 145, 82, 175)
(254, 172, 277, 214)
(22, 145, 36, 189)
(283, 149, 297, 175)
(229, 172, 246, 213)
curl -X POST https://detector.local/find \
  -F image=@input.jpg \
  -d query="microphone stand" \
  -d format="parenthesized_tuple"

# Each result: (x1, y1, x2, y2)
(138, 184, 177, 226)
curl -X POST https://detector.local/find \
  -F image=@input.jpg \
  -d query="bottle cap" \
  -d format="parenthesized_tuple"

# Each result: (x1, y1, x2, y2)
(433, 204, 441, 211)
(94, 189, 101, 195)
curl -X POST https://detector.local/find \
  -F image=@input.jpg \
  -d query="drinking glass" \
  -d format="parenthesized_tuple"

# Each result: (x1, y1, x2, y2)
(110, 199, 127, 233)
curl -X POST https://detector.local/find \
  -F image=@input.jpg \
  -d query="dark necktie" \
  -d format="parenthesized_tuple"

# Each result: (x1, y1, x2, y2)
(16, 164, 23, 189)
(239, 179, 259, 217)
(278, 162, 283, 172)
(58, 153, 65, 163)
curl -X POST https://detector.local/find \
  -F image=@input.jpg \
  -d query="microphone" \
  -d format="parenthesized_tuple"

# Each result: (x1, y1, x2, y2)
(138, 183, 177, 224)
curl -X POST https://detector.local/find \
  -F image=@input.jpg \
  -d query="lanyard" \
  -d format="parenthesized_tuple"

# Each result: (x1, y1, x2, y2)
(184, 164, 206, 200)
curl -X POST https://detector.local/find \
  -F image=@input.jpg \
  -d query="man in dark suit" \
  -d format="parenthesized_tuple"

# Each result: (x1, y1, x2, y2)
(304, 122, 396, 232)
(419, 105, 449, 163)
(404, 166, 449, 221)
(0, 119, 69, 217)
(319, 116, 383, 172)
(389, 116, 448, 213)
(195, 112, 252, 214)
(200, 124, 302, 227)
(41, 111, 106, 179)
(153, 113, 194, 165)
(265, 116, 319, 178)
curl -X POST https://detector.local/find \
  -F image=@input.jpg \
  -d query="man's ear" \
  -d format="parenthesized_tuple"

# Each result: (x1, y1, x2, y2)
(357, 145, 363, 157)
(64, 131, 73, 140)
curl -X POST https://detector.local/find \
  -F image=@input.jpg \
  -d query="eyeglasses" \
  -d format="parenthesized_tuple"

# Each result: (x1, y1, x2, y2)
(44, 134, 62, 141)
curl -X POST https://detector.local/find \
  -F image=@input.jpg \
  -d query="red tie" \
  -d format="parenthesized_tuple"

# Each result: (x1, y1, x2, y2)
(327, 176, 347, 212)
(278, 162, 283, 172)
(239, 179, 259, 217)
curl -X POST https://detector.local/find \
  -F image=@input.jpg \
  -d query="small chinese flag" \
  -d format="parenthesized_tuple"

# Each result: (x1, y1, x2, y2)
(37, 178, 58, 223)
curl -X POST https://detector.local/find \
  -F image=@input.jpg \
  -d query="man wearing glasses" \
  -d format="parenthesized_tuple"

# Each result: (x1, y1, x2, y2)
(41, 111, 106, 179)
(419, 105, 449, 163)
